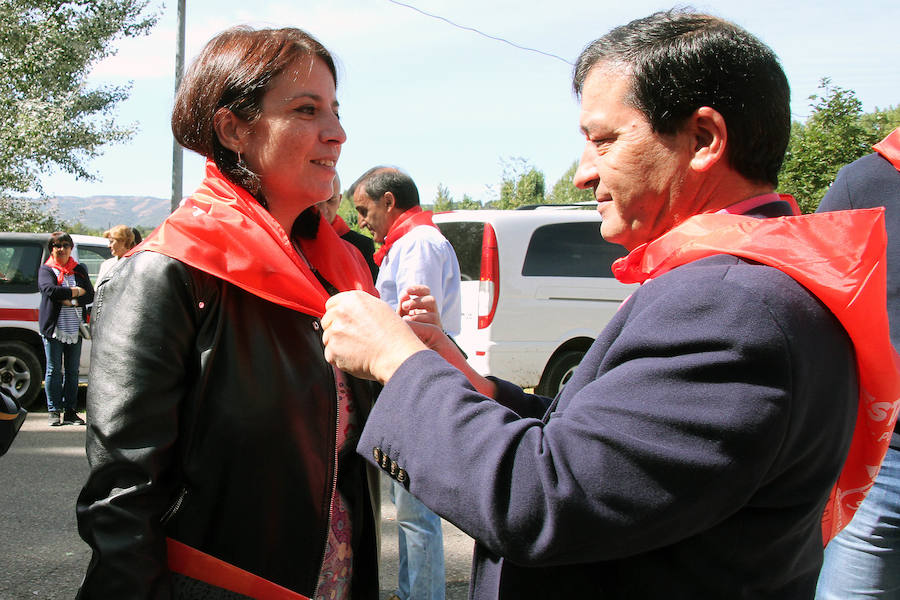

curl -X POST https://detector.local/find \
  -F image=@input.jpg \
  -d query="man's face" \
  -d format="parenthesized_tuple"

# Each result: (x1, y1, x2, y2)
(318, 178, 342, 224)
(573, 63, 696, 251)
(353, 188, 394, 243)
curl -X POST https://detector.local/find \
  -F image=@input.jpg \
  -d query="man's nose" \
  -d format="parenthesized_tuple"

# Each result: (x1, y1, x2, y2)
(573, 142, 599, 191)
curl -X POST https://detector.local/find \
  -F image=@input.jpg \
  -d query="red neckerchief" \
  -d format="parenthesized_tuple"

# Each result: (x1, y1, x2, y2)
(373, 206, 439, 266)
(132, 161, 376, 318)
(330, 214, 351, 237)
(613, 204, 900, 545)
(45, 256, 78, 285)
(873, 126, 900, 172)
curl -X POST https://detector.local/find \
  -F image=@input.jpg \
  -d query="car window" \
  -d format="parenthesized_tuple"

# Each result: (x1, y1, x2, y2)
(435, 222, 485, 282)
(522, 222, 627, 277)
(0, 242, 44, 293)
(75, 244, 112, 285)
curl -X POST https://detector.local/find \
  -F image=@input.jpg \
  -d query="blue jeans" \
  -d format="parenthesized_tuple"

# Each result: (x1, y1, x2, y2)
(816, 443, 900, 599)
(391, 479, 445, 600)
(42, 336, 82, 413)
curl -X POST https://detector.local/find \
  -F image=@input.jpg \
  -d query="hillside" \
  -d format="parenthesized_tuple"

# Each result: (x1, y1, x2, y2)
(48, 195, 171, 230)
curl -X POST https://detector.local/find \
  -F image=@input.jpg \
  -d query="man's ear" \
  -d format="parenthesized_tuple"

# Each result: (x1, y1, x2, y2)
(382, 191, 396, 211)
(689, 106, 727, 172)
(213, 107, 247, 154)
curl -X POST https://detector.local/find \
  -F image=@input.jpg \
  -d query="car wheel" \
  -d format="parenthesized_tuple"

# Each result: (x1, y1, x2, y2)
(536, 350, 584, 398)
(0, 342, 43, 410)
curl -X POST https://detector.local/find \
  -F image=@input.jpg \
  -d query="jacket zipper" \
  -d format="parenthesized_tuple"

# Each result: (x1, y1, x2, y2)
(161, 487, 188, 525)
(313, 317, 339, 600)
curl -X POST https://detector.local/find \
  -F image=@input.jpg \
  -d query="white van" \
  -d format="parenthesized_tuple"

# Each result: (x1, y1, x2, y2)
(433, 208, 637, 397)
(0, 232, 111, 408)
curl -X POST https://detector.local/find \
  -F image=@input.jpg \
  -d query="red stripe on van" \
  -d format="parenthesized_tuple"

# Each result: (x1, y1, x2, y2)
(0, 308, 39, 322)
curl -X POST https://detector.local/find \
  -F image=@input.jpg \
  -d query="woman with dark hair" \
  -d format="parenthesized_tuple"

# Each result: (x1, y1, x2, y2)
(38, 231, 93, 426)
(76, 26, 379, 600)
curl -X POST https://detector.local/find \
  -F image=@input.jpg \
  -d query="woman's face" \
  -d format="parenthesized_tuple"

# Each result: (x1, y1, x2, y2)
(239, 56, 346, 229)
(108, 236, 127, 258)
(50, 240, 72, 264)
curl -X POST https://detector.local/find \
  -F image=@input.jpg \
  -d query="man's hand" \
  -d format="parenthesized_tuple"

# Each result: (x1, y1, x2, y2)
(322, 291, 427, 383)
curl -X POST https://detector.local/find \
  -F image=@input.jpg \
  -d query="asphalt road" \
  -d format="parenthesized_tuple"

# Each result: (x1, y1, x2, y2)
(0, 412, 473, 600)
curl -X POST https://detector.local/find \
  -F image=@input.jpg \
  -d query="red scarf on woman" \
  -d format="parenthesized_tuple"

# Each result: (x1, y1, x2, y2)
(874, 126, 900, 171)
(133, 161, 375, 318)
(613, 205, 900, 544)
(45, 256, 78, 285)
(373, 206, 439, 266)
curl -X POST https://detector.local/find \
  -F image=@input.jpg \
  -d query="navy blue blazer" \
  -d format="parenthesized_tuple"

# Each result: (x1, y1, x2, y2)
(359, 252, 856, 598)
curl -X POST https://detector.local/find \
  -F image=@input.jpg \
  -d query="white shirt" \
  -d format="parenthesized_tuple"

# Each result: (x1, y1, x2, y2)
(375, 224, 462, 336)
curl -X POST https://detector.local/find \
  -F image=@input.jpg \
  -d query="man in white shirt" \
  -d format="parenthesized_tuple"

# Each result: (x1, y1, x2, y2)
(351, 166, 461, 600)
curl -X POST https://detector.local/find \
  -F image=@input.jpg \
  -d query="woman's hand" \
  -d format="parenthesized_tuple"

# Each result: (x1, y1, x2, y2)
(398, 285, 442, 328)
(71, 286, 85, 298)
(404, 321, 497, 398)
(322, 291, 427, 384)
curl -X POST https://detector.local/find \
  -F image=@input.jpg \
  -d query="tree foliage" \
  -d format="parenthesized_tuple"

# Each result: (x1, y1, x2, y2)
(778, 79, 897, 213)
(0, 0, 157, 197)
(0, 197, 67, 232)
(431, 183, 481, 211)
(546, 160, 594, 205)
(490, 157, 545, 209)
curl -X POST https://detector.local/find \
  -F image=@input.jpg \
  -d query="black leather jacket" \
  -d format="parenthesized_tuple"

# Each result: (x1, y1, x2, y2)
(76, 250, 380, 599)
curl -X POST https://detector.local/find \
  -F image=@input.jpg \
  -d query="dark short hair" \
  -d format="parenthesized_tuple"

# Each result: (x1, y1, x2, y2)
(349, 167, 420, 211)
(573, 10, 790, 187)
(171, 26, 337, 203)
(47, 232, 73, 252)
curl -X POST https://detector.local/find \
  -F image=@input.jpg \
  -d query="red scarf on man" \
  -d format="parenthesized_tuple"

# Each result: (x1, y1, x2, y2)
(613, 204, 900, 544)
(330, 214, 351, 237)
(373, 206, 439, 266)
(874, 126, 900, 171)
(133, 161, 375, 318)
(45, 256, 78, 285)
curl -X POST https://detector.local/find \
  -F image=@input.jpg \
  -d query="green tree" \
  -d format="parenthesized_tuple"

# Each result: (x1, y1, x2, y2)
(456, 194, 481, 210)
(0, 0, 156, 197)
(778, 79, 889, 213)
(494, 157, 545, 209)
(339, 189, 370, 236)
(433, 183, 454, 211)
(547, 160, 594, 204)
(861, 105, 900, 141)
(431, 184, 482, 211)
(0, 197, 67, 232)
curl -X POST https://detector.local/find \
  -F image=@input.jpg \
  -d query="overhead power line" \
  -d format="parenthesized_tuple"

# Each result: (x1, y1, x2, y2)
(385, 0, 573, 66)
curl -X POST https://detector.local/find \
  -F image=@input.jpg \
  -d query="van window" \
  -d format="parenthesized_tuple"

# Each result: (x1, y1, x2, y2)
(75, 244, 112, 285)
(522, 222, 627, 277)
(0, 242, 43, 293)
(435, 222, 485, 282)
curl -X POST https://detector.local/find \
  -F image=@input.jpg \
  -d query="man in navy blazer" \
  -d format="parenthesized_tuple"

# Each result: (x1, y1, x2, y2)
(321, 10, 892, 599)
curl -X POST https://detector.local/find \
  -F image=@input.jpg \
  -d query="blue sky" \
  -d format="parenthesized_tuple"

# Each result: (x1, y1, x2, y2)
(38, 0, 900, 206)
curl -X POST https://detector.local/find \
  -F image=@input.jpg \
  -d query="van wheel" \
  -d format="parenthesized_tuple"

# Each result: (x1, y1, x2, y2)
(0, 342, 43, 410)
(536, 350, 584, 397)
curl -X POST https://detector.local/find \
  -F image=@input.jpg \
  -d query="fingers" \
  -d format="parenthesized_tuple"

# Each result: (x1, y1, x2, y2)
(321, 290, 428, 383)
(401, 284, 432, 299)
(398, 285, 441, 328)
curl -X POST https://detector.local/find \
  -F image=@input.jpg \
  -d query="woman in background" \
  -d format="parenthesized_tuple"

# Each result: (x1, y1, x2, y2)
(76, 26, 379, 600)
(96, 224, 137, 281)
(38, 232, 93, 426)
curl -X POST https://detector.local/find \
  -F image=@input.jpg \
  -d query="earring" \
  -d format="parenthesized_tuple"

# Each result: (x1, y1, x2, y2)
(236, 151, 244, 166)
